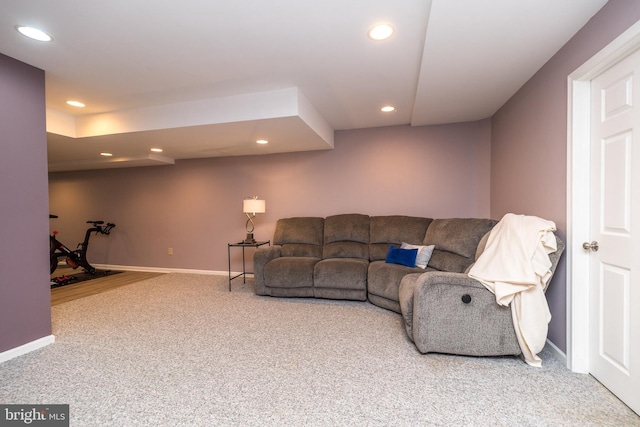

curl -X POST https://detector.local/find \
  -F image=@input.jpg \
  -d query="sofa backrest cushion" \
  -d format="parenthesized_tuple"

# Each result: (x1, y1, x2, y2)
(273, 217, 324, 258)
(323, 214, 370, 259)
(423, 218, 497, 273)
(369, 216, 433, 261)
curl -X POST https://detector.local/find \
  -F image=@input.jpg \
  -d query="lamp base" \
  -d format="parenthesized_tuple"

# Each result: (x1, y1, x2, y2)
(243, 233, 256, 244)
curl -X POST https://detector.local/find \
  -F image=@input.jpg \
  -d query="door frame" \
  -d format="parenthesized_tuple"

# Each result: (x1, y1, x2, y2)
(567, 20, 640, 373)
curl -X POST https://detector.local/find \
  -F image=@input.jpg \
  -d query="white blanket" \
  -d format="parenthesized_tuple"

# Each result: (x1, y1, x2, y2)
(468, 213, 557, 367)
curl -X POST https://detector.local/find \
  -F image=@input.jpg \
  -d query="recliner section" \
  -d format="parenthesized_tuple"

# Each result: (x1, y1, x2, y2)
(313, 214, 370, 300)
(258, 216, 324, 298)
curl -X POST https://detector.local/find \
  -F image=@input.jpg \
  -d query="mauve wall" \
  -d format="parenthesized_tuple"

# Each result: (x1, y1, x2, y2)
(48, 120, 491, 274)
(491, 0, 640, 353)
(0, 54, 51, 353)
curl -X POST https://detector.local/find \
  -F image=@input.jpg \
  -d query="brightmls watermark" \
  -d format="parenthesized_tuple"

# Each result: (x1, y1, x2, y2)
(0, 405, 68, 426)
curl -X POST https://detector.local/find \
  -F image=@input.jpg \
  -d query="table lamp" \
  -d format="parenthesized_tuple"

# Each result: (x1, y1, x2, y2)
(243, 196, 266, 243)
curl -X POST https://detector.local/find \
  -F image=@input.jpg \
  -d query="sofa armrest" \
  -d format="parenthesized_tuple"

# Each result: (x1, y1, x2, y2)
(253, 245, 282, 295)
(410, 271, 520, 356)
(398, 273, 423, 341)
(416, 270, 487, 290)
(399, 272, 485, 344)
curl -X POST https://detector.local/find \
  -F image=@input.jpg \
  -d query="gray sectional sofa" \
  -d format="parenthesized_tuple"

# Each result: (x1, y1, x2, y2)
(252, 213, 564, 358)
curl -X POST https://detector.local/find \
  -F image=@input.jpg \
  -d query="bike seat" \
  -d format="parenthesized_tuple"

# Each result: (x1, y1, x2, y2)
(87, 220, 104, 225)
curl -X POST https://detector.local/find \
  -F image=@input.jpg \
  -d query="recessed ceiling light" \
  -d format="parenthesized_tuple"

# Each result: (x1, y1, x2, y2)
(100, 152, 113, 157)
(381, 106, 396, 112)
(150, 148, 163, 153)
(368, 23, 394, 41)
(16, 26, 52, 42)
(66, 100, 85, 108)
(256, 139, 269, 145)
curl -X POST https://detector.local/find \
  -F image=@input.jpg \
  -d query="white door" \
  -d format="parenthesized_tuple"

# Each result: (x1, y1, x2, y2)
(589, 48, 640, 414)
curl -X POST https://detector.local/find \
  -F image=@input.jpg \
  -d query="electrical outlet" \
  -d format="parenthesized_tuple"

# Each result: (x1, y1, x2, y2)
(168, 247, 173, 255)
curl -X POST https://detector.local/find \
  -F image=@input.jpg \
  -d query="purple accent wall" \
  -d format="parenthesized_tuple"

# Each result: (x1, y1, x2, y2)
(48, 121, 491, 274)
(491, 0, 640, 352)
(0, 54, 51, 353)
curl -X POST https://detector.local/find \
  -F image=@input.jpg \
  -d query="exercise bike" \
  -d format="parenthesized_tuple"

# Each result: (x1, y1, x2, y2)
(49, 214, 116, 276)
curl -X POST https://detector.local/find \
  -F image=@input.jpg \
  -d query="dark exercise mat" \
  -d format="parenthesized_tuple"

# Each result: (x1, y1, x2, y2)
(50, 270, 122, 288)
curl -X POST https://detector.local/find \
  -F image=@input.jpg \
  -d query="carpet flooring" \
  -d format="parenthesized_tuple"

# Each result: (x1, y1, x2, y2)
(1, 273, 638, 426)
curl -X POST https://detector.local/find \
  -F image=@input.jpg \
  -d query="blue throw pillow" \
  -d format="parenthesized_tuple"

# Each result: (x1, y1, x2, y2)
(385, 245, 418, 267)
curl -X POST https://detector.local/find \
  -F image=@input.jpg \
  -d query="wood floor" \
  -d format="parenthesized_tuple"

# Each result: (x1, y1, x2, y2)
(50, 267, 164, 306)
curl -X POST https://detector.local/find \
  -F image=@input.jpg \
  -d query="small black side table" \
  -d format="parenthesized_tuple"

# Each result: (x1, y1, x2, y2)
(227, 240, 270, 291)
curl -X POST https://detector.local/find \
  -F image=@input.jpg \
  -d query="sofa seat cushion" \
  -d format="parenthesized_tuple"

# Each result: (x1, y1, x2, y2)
(368, 260, 426, 303)
(264, 257, 320, 288)
(314, 258, 369, 290)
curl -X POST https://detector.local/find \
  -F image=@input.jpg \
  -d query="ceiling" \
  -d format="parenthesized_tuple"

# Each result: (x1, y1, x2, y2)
(1, 0, 608, 172)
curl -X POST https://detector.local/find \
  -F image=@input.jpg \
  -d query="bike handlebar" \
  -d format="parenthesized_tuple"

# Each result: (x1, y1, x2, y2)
(87, 221, 116, 234)
(87, 220, 116, 234)
(50, 216, 115, 234)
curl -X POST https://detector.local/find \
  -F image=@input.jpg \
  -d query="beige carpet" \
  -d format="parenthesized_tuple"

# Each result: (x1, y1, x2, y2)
(1, 273, 638, 426)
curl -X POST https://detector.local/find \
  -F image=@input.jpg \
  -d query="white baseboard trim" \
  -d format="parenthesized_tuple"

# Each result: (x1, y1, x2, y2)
(0, 335, 55, 364)
(545, 339, 567, 365)
(92, 264, 234, 276)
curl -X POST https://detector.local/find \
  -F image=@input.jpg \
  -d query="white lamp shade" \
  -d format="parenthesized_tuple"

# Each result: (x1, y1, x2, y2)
(243, 199, 266, 214)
